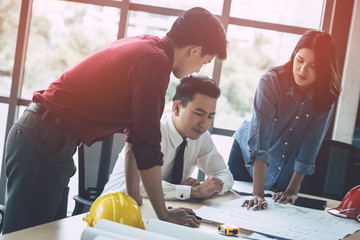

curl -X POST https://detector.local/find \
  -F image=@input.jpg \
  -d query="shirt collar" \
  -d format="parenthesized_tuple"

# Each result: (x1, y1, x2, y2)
(285, 74, 315, 103)
(165, 113, 185, 148)
(161, 36, 174, 66)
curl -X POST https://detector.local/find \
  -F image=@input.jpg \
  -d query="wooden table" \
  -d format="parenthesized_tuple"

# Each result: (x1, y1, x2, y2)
(0, 192, 341, 240)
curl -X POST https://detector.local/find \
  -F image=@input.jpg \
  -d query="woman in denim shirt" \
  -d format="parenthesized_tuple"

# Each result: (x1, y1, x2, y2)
(228, 30, 342, 210)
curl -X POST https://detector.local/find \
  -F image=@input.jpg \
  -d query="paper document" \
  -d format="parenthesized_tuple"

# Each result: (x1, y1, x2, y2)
(93, 237, 124, 240)
(195, 196, 360, 240)
(81, 219, 176, 240)
(93, 236, 119, 240)
(82, 227, 140, 240)
(82, 218, 252, 240)
(146, 219, 251, 240)
(248, 232, 283, 239)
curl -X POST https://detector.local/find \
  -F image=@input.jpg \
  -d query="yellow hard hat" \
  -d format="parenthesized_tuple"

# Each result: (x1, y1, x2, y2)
(84, 191, 145, 229)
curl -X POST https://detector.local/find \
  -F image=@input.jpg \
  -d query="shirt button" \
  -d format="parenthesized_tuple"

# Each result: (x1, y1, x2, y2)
(296, 116, 299, 119)
(289, 128, 293, 131)
(282, 155, 285, 158)
(301, 102, 304, 105)
(284, 142, 288, 145)
(306, 114, 309, 117)
(274, 118, 277, 122)
(279, 167, 282, 170)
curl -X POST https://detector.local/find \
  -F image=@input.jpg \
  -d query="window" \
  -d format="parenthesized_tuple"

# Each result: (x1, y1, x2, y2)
(130, 0, 223, 15)
(230, 0, 324, 29)
(0, 0, 21, 96)
(127, 11, 175, 38)
(215, 25, 300, 129)
(22, 0, 120, 98)
(0, 104, 8, 174)
(0, 0, 331, 210)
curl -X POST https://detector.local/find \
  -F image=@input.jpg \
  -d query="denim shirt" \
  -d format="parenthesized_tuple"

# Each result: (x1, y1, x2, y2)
(233, 67, 333, 190)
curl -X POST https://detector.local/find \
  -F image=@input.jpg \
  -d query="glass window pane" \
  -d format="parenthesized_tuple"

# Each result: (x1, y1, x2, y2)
(68, 150, 78, 216)
(130, 0, 223, 15)
(18, 106, 27, 117)
(127, 11, 176, 37)
(163, 74, 178, 114)
(214, 25, 301, 130)
(0, 104, 8, 174)
(230, 0, 324, 29)
(22, 0, 120, 98)
(211, 134, 234, 164)
(0, 0, 21, 96)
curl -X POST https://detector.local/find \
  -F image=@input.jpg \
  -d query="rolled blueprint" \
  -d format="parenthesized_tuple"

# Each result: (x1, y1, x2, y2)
(93, 219, 177, 240)
(146, 218, 228, 240)
(81, 227, 139, 240)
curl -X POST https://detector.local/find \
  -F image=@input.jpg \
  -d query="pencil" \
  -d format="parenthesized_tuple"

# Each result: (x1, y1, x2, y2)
(167, 206, 202, 220)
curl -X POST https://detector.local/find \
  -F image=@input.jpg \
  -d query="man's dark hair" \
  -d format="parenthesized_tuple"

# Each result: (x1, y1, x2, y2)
(167, 7, 227, 60)
(173, 75, 220, 107)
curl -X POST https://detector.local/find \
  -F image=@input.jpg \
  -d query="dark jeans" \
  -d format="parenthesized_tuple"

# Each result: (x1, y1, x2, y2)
(3, 110, 76, 234)
(228, 140, 253, 182)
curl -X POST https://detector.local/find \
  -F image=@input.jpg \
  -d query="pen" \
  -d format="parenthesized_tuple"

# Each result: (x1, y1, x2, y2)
(167, 206, 202, 220)
(232, 189, 273, 198)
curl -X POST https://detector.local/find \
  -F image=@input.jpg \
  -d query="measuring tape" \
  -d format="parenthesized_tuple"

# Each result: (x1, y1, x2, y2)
(218, 224, 240, 236)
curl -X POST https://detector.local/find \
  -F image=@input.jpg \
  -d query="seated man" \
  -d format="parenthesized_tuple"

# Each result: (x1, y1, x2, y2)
(102, 75, 234, 202)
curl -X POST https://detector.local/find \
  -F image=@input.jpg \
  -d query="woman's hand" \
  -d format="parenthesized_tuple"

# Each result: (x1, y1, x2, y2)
(242, 195, 268, 210)
(245, 158, 268, 210)
(273, 171, 304, 204)
(272, 191, 297, 204)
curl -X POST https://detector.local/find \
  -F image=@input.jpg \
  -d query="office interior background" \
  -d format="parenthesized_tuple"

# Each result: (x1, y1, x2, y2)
(0, 0, 359, 214)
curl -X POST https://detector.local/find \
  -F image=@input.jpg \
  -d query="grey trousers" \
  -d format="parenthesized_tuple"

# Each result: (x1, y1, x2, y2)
(3, 110, 76, 234)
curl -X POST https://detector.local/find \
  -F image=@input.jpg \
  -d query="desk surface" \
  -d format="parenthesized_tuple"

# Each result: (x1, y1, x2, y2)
(0, 192, 340, 240)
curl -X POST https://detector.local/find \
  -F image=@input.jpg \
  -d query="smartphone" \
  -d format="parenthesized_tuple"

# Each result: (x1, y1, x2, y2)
(294, 196, 327, 210)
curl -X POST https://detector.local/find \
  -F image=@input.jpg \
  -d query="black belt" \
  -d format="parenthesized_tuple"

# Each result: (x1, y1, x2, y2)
(26, 102, 82, 147)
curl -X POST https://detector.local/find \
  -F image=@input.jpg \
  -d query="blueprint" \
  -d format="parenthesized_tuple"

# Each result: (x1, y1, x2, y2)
(195, 196, 360, 240)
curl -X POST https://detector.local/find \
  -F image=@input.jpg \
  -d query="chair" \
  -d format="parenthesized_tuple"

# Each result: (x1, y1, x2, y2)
(72, 133, 125, 215)
(346, 148, 360, 193)
(300, 138, 358, 200)
(0, 204, 4, 233)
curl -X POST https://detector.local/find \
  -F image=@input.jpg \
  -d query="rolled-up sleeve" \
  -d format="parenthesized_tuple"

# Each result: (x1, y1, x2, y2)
(140, 181, 192, 200)
(295, 106, 334, 175)
(130, 54, 171, 170)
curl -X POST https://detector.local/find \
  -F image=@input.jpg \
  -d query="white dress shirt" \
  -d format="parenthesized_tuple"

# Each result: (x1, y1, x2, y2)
(102, 113, 234, 200)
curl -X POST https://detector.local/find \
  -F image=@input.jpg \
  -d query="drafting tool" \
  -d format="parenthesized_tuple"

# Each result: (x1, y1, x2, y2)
(168, 206, 224, 225)
(167, 206, 202, 220)
(218, 224, 240, 236)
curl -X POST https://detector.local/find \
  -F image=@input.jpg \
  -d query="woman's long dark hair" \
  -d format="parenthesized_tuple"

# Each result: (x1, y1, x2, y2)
(282, 30, 342, 112)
